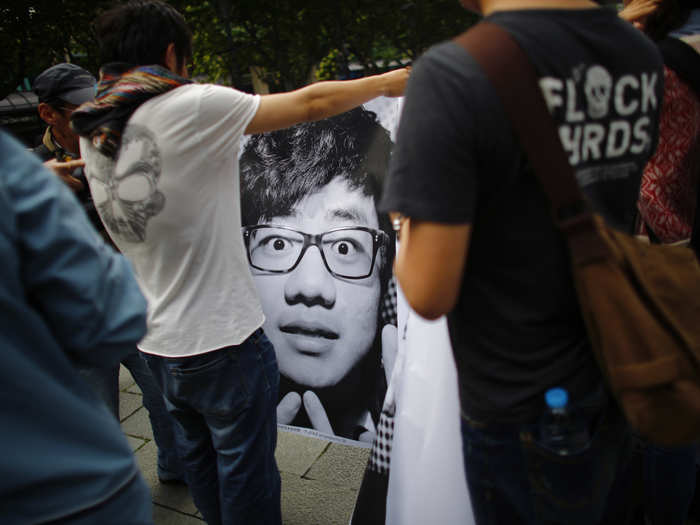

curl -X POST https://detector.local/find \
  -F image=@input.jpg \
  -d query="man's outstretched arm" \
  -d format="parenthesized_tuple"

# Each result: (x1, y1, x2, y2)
(245, 68, 409, 135)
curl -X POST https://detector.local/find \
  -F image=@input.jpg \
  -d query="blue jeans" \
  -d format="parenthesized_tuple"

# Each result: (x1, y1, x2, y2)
(642, 442, 697, 525)
(602, 435, 696, 525)
(77, 350, 184, 481)
(461, 387, 631, 525)
(143, 329, 281, 525)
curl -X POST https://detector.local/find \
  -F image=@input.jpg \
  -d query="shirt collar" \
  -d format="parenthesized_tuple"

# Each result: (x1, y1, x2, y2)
(43, 127, 77, 160)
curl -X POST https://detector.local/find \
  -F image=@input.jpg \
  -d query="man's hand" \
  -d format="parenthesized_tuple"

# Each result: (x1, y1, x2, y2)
(382, 324, 398, 385)
(247, 66, 411, 135)
(619, 0, 660, 28)
(303, 391, 334, 435)
(275, 390, 335, 435)
(277, 391, 302, 424)
(355, 323, 399, 443)
(44, 158, 85, 193)
(379, 67, 411, 98)
(276, 323, 399, 441)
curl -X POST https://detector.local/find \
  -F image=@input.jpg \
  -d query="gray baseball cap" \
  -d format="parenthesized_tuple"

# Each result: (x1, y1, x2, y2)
(34, 63, 97, 105)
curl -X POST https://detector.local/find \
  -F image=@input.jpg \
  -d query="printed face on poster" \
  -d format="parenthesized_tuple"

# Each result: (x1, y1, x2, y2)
(239, 97, 402, 445)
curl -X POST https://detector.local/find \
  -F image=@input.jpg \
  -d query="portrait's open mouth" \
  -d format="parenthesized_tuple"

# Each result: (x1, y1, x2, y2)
(280, 324, 339, 340)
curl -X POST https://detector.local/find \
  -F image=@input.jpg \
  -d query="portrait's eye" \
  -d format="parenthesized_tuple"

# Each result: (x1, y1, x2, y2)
(330, 239, 362, 259)
(255, 233, 299, 257)
(270, 237, 290, 252)
(323, 229, 375, 276)
(248, 228, 304, 272)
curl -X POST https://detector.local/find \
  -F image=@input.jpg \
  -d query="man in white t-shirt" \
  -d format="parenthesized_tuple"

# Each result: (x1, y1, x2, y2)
(71, 2, 408, 524)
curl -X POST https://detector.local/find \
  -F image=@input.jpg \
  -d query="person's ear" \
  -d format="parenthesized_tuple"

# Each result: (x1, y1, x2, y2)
(38, 102, 60, 126)
(163, 42, 181, 75)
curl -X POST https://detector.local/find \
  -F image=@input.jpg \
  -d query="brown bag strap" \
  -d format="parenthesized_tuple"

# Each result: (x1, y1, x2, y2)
(453, 22, 589, 225)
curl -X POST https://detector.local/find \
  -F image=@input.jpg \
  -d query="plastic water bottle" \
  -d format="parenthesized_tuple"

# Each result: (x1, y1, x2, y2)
(539, 387, 590, 455)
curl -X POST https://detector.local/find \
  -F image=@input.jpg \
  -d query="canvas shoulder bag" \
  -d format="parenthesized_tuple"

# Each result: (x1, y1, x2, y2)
(455, 22, 700, 445)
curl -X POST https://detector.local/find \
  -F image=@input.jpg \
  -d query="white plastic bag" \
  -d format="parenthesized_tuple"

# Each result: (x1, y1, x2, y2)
(386, 287, 474, 524)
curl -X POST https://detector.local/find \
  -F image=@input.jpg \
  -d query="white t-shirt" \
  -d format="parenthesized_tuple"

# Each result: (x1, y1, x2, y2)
(81, 83, 264, 357)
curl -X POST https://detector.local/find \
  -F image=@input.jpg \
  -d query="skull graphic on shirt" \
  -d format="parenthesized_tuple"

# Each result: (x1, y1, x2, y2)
(584, 65, 613, 120)
(88, 125, 165, 243)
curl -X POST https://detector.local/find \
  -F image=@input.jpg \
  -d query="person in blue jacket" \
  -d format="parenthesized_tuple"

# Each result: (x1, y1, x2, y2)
(0, 128, 153, 524)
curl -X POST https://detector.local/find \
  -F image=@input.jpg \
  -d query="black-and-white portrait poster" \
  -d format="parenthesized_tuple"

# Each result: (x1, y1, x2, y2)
(239, 97, 402, 445)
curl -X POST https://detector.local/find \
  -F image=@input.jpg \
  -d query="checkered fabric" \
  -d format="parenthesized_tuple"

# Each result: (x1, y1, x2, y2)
(368, 409, 394, 475)
(381, 275, 398, 327)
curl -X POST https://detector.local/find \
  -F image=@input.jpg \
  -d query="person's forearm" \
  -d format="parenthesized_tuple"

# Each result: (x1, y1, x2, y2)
(246, 68, 408, 135)
(394, 218, 472, 320)
(298, 69, 408, 122)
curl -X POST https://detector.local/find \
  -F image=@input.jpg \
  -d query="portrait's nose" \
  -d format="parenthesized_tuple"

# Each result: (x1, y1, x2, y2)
(284, 245, 336, 308)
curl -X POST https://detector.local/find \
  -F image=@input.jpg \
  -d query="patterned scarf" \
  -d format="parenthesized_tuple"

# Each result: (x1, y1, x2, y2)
(71, 63, 192, 159)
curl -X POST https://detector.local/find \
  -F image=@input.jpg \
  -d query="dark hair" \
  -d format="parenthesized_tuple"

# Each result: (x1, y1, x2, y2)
(95, 0, 192, 69)
(642, 0, 693, 41)
(240, 107, 395, 285)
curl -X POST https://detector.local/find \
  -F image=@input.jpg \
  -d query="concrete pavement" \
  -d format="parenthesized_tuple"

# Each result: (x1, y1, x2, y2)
(118, 365, 370, 525)
(120, 365, 700, 525)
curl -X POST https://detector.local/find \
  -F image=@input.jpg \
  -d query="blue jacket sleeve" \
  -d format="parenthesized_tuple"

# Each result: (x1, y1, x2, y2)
(2, 132, 147, 364)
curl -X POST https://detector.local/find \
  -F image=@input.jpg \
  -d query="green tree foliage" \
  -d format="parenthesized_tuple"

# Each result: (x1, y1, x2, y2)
(172, 0, 345, 91)
(172, 0, 477, 91)
(1, 0, 477, 98)
(313, 0, 479, 80)
(0, 0, 113, 98)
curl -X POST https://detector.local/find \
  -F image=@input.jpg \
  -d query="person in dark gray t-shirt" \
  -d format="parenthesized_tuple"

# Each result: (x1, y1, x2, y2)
(380, 0, 664, 523)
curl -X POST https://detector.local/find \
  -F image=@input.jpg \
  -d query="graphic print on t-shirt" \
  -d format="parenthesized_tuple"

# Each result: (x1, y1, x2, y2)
(539, 63, 660, 187)
(87, 125, 165, 243)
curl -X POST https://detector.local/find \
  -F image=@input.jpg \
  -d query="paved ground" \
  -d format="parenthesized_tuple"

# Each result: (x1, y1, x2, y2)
(119, 366, 700, 525)
(118, 365, 369, 525)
